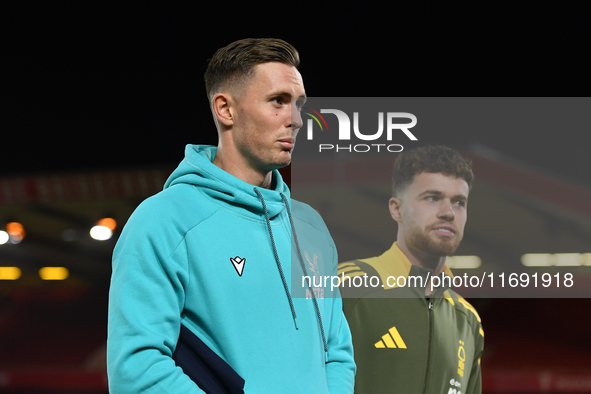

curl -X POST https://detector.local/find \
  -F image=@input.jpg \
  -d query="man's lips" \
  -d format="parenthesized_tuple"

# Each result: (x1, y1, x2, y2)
(278, 138, 294, 149)
(431, 225, 456, 237)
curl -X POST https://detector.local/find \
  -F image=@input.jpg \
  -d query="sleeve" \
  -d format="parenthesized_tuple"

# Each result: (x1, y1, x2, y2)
(106, 200, 205, 393)
(324, 237, 356, 393)
(325, 292, 357, 394)
(465, 323, 485, 394)
(290, 200, 356, 392)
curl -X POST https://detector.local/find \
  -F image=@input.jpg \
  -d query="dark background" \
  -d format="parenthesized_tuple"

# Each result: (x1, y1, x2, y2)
(3, 2, 590, 182)
(2, 2, 590, 393)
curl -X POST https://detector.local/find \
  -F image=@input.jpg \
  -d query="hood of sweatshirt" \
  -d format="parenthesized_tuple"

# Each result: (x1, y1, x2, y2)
(163, 144, 327, 355)
(164, 145, 328, 355)
(163, 144, 290, 219)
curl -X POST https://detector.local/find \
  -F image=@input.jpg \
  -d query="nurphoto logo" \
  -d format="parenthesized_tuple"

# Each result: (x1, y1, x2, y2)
(301, 105, 418, 153)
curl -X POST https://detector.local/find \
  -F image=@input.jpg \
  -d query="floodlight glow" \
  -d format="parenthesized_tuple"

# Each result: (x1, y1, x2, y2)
(90, 218, 116, 241)
(6, 222, 25, 243)
(554, 253, 583, 266)
(90, 225, 113, 241)
(96, 218, 117, 231)
(522, 253, 589, 267)
(521, 253, 552, 267)
(0, 231, 9, 245)
(0, 266, 21, 280)
(39, 267, 69, 280)
(446, 255, 482, 269)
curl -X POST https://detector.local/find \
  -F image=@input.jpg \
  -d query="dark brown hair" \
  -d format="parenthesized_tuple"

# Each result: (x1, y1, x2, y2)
(392, 145, 474, 196)
(204, 38, 300, 102)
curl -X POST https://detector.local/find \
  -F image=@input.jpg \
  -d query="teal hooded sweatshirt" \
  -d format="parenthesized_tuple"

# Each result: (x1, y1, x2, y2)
(107, 145, 355, 393)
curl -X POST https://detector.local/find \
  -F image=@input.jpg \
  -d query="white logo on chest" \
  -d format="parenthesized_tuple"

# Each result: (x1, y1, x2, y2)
(230, 256, 246, 276)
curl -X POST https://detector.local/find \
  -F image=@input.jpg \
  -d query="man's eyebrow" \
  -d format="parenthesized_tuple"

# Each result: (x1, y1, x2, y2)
(269, 90, 289, 96)
(268, 91, 307, 100)
(418, 190, 468, 200)
(296, 95, 307, 106)
(418, 190, 444, 197)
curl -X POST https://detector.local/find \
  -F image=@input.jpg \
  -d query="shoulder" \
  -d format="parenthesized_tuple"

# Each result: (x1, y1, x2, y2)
(290, 199, 330, 233)
(451, 292, 482, 323)
(338, 259, 382, 281)
(132, 183, 216, 223)
(289, 199, 340, 276)
(119, 184, 220, 247)
(448, 290, 484, 338)
(338, 259, 384, 298)
(291, 198, 322, 219)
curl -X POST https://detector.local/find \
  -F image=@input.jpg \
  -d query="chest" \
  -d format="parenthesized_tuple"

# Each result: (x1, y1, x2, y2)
(348, 297, 478, 392)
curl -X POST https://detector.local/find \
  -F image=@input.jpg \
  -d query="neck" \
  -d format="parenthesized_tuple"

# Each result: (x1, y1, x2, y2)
(213, 146, 274, 188)
(397, 239, 447, 277)
(397, 240, 447, 297)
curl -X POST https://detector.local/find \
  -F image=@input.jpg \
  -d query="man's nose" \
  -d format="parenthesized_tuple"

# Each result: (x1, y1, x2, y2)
(290, 104, 303, 129)
(438, 200, 455, 220)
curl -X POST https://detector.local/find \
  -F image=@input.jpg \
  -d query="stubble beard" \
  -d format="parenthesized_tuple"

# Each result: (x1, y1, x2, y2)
(408, 225, 463, 257)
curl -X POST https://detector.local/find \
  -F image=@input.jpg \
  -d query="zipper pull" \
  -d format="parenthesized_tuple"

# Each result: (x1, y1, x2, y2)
(428, 301, 433, 310)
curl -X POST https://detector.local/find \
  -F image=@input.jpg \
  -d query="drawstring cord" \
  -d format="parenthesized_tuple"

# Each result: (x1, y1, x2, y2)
(253, 188, 328, 360)
(280, 193, 328, 357)
(254, 188, 298, 329)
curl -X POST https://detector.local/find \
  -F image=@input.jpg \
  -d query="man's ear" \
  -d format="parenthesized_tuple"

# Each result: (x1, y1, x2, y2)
(212, 93, 234, 127)
(389, 197, 403, 223)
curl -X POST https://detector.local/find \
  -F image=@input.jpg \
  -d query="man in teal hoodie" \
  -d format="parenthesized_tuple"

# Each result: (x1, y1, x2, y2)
(107, 38, 355, 393)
